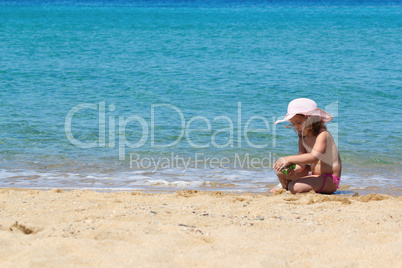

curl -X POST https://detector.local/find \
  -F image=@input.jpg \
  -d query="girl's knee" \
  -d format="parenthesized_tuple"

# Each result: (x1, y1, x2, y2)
(276, 170, 285, 176)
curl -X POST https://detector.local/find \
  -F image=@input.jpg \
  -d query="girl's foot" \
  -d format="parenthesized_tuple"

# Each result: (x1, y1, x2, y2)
(269, 183, 283, 193)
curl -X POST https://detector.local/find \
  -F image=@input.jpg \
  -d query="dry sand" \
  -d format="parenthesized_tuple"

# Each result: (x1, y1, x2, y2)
(0, 188, 401, 267)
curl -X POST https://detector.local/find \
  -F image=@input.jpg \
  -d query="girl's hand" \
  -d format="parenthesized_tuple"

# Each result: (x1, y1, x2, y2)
(273, 157, 290, 172)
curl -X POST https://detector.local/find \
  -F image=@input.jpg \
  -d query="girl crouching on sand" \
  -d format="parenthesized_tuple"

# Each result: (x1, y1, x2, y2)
(272, 98, 341, 194)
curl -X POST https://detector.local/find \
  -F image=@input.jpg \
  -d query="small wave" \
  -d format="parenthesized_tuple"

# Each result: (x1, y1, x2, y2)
(145, 179, 204, 188)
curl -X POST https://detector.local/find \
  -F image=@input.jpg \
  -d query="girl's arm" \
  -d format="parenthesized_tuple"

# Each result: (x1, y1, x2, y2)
(274, 131, 328, 171)
(294, 136, 307, 173)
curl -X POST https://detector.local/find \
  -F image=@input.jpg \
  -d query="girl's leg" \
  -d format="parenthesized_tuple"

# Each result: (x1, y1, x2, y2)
(270, 166, 310, 192)
(288, 174, 337, 194)
(268, 171, 289, 193)
(276, 171, 290, 190)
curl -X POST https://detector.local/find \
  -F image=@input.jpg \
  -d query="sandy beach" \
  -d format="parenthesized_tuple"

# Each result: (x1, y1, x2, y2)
(0, 188, 401, 267)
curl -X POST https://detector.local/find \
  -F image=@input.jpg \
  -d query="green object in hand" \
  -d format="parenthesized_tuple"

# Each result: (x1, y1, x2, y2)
(281, 164, 296, 175)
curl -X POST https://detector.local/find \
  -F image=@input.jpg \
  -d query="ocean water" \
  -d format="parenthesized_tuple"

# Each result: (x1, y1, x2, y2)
(0, 0, 401, 194)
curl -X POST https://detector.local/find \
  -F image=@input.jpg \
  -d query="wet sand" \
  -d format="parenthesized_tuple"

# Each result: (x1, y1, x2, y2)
(0, 188, 401, 267)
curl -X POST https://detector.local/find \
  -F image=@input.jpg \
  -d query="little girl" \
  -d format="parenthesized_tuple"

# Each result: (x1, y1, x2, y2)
(272, 98, 341, 194)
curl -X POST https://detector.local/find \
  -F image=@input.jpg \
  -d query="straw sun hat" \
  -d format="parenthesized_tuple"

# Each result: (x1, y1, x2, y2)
(274, 98, 333, 125)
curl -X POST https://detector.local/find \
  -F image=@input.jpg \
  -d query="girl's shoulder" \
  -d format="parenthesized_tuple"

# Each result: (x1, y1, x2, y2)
(316, 129, 335, 142)
(318, 128, 331, 136)
(303, 128, 330, 140)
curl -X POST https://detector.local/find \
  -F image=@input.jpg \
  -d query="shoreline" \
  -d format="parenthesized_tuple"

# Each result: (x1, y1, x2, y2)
(1, 188, 401, 267)
(1, 163, 401, 196)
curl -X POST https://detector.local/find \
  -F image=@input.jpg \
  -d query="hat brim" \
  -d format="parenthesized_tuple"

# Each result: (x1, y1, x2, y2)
(274, 108, 333, 125)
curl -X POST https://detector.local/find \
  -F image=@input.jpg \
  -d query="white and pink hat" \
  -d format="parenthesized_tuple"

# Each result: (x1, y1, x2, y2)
(274, 98, 333, 125)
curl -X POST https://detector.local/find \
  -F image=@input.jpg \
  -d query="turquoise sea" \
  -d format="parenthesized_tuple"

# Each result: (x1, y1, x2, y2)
(0, 0, 401, 194)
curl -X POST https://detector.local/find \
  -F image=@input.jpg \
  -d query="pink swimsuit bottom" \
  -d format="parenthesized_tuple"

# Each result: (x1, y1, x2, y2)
(316, 173, 341, 193)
